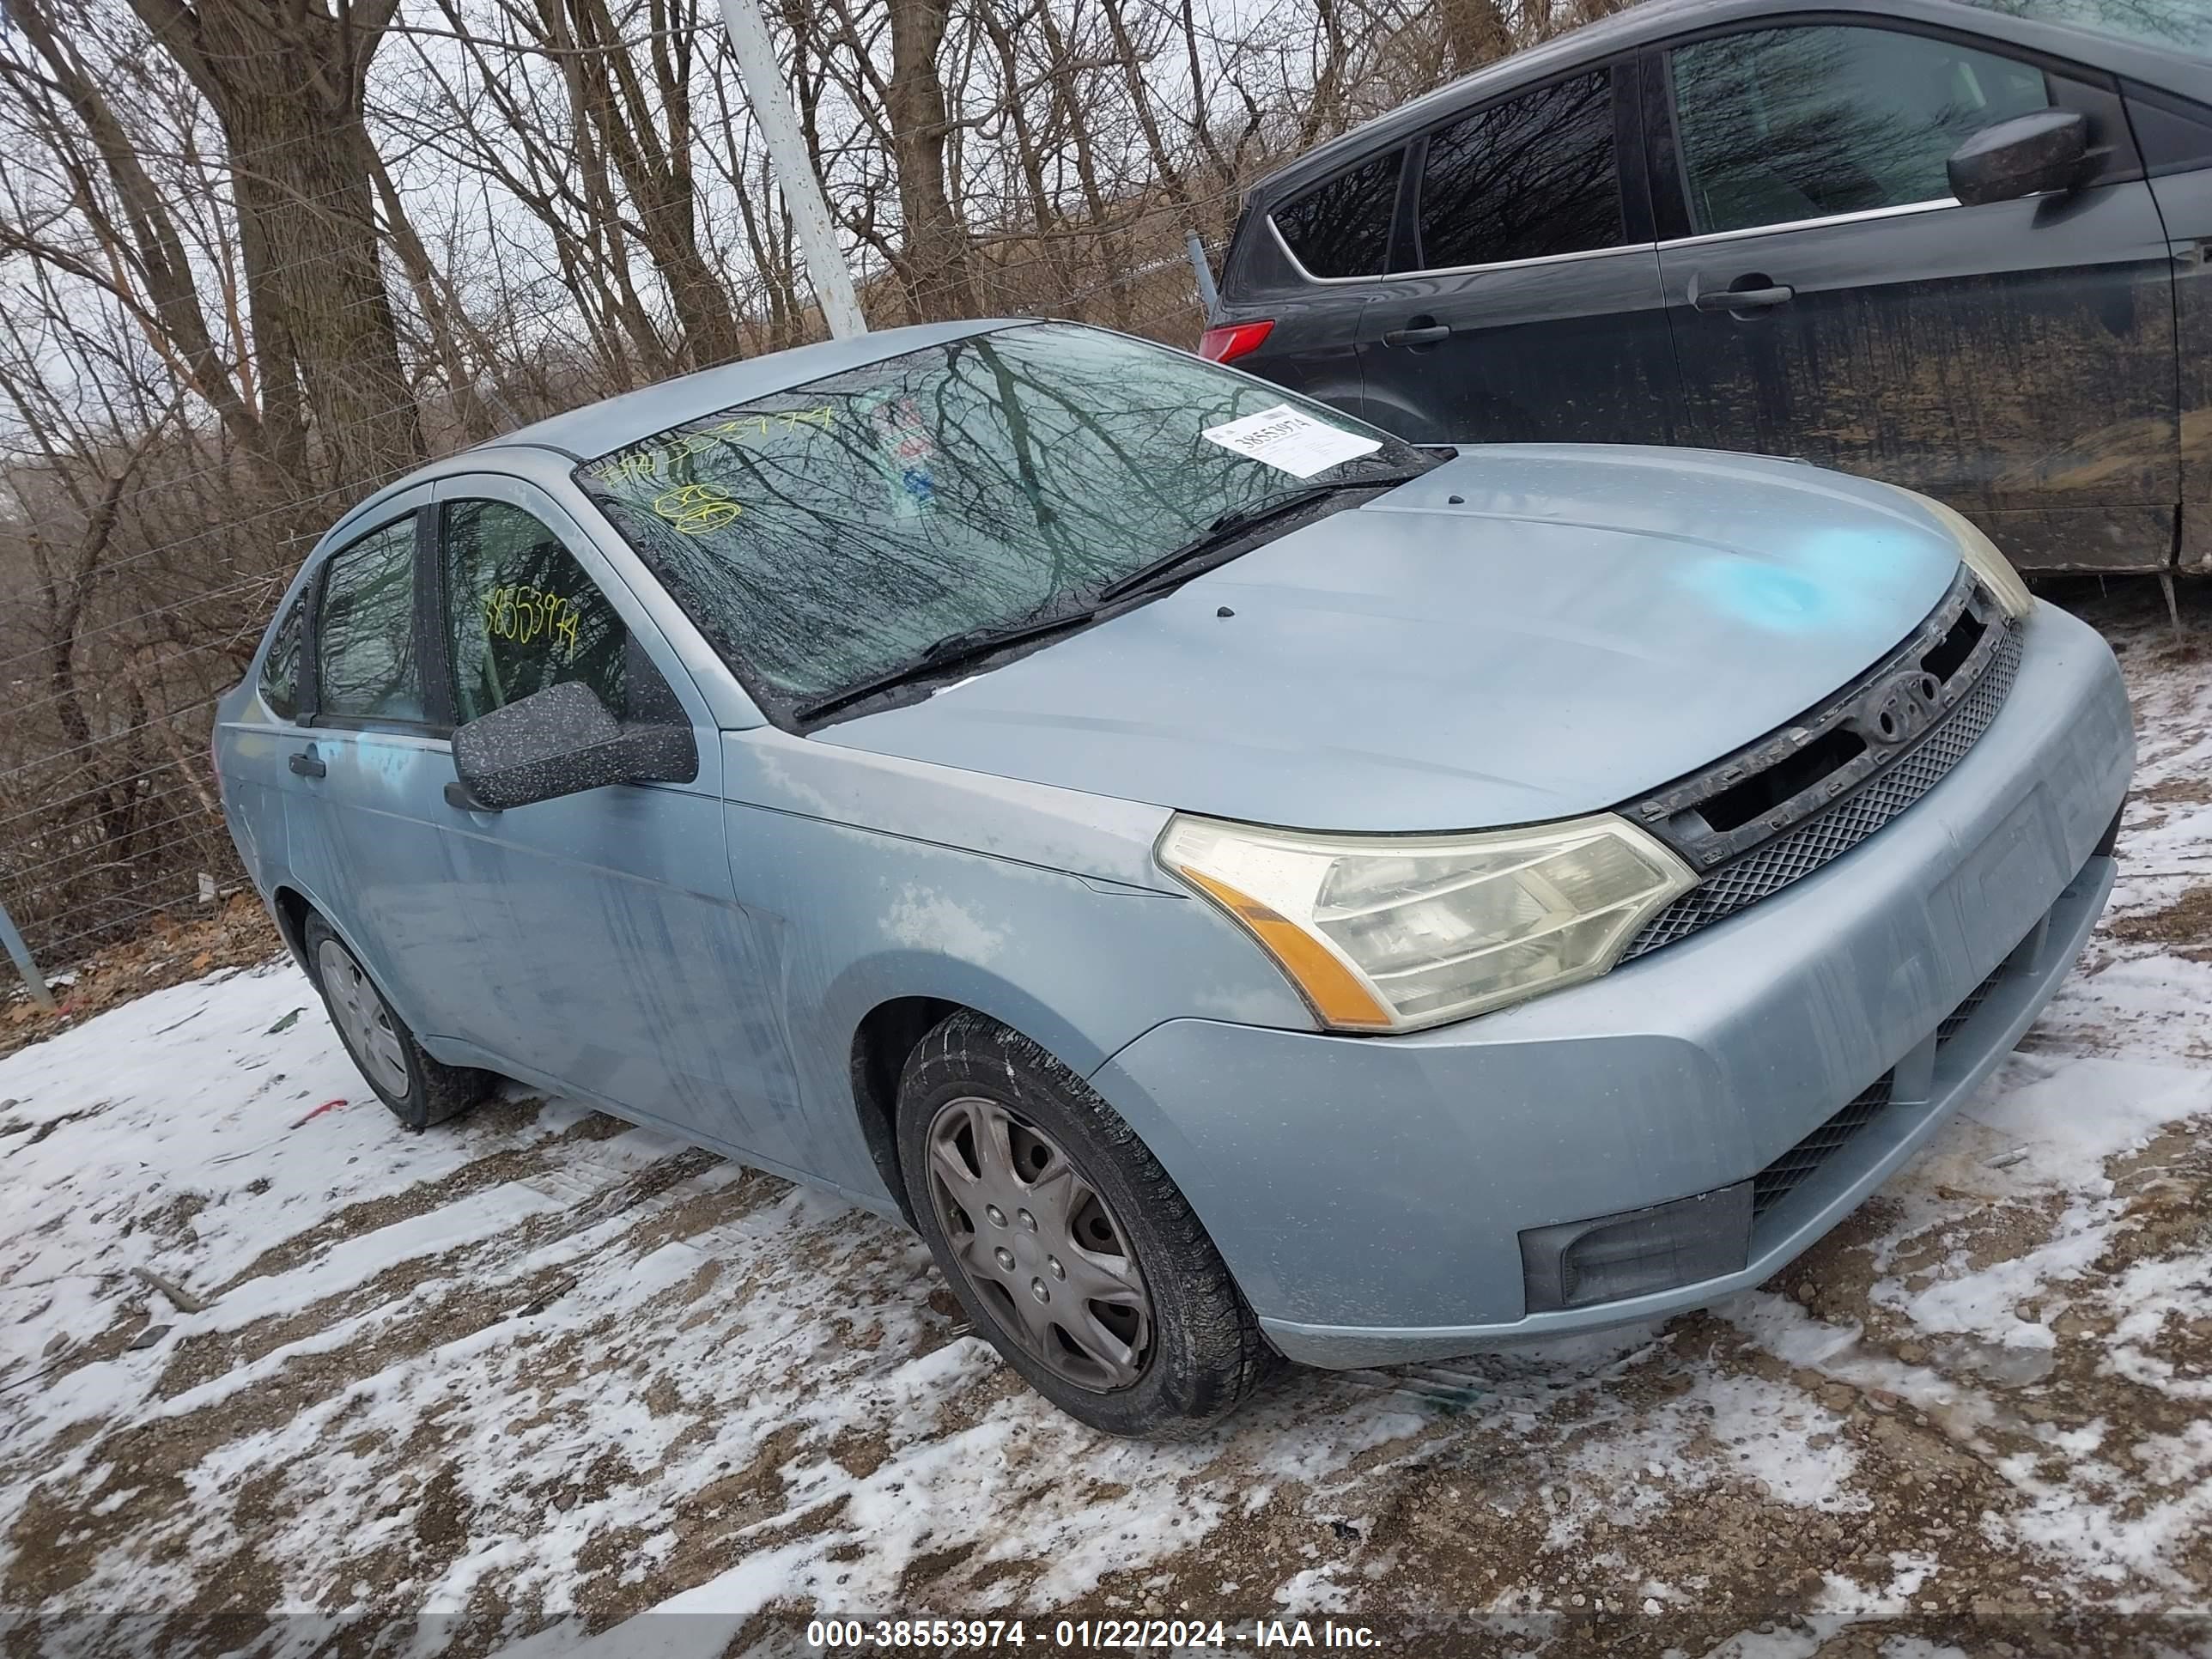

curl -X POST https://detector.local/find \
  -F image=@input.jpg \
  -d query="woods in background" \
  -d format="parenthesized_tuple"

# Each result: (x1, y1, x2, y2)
(0, 0, 1621, 964)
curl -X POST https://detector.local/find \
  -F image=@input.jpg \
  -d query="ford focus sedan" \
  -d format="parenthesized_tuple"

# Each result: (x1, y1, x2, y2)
(213, 319, 2132, 1436)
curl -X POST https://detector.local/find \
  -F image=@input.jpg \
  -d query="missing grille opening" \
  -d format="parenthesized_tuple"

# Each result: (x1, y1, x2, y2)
(1623, 624, 2024, 961)
(1698, 726, 1869, 834)
(1921, 604, 1986, 685)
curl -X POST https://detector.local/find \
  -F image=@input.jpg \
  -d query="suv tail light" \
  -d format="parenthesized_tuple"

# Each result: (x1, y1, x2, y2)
(1198, 320, 1273, 364)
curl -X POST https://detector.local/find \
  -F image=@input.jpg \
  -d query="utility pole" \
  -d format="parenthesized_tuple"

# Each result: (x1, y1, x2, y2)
(714, 0, 868, 339)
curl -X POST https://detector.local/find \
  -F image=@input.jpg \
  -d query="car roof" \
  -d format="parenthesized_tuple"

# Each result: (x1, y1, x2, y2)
(481, 317, 1015, 462)
(1243, 0, 2196, 207)
(315, 316, 1040, 559)
(321, 316, 1029, 544)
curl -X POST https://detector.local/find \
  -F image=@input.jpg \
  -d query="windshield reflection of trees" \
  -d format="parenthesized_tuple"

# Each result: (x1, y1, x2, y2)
(583, 330, 1365, 701)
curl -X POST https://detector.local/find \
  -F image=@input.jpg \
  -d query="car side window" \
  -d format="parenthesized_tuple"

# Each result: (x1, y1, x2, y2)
(1669, 25, 2053, 236)
(1273, 149, 1404, 278)
(259, 592, 305, 721)
(441, 499, 635, 725)
(315, 519, 425, 723)
(1416, 70, 1623, 270)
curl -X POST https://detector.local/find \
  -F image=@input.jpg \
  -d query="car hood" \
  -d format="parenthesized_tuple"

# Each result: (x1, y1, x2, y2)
(816, 445, 1969, 831)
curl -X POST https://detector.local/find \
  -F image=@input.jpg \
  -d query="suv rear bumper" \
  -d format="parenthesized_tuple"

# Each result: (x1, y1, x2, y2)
(1086, 600, 2132, 1368)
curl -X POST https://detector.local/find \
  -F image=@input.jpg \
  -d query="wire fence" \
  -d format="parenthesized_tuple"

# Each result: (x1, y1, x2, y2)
(0, 194, 1240, 987)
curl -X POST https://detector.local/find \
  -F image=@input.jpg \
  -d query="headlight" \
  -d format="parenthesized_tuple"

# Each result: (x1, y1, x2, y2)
(1907, 491, 2032, 620)
(1158, 813, 1698, 1032)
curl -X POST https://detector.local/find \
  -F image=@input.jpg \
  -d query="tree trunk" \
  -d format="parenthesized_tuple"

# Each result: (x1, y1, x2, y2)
(1099, 0, 1187, 208)
(544, 0, 748, 368)
(128, 0, 425, 489)
(1438, 0, 1510, 76)
(884, 0, 973, 320)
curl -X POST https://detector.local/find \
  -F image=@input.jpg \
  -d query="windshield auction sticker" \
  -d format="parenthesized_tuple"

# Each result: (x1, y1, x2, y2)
(1200, 404, 1382, 477)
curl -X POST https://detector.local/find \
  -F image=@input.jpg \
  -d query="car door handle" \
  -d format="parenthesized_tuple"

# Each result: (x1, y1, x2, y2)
(287, 746, 325, 779)
(1692, 283, 1796, 313)
(1382, 322, 1453, 347)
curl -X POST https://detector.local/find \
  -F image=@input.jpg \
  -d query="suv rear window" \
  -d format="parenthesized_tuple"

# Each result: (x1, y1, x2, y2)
(1272, 150, 1403, 278)
(1416, 70, 1622, 270)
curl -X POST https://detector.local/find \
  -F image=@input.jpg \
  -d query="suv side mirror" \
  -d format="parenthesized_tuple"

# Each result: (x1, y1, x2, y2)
(1947, 108, 2089, 207)
(451, 679, 697, 811)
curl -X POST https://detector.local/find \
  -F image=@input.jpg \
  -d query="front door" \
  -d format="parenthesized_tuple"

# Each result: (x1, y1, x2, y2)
(426, 476, 803, 1164)
(1652, 20, 2179, 571)
(1357, 62, 1679, 447)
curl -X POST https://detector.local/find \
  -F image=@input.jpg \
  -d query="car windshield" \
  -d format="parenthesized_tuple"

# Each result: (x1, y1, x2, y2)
(574, 322, 1433, 714)
(1956, 0, 2212, 56)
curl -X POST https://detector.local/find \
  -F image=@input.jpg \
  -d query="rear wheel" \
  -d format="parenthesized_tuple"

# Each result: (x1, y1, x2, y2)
(301, 913, 492, 1131)
(896, 1011, 1273, 1437)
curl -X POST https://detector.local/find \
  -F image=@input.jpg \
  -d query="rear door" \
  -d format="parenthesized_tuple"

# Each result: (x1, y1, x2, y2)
(1651, 18, 2178, 571)
(1355, 61, 1679, 446)
(283, 496, 490, 1035)
(1216, 148, 1406, 414)
(426, 475, 804, 1164)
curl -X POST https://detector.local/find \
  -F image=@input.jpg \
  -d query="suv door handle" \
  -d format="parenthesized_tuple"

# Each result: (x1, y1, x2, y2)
(287, 745, 325, 779)
(1692, 281, 1796, 313)
(1382, 320, 1452, 347)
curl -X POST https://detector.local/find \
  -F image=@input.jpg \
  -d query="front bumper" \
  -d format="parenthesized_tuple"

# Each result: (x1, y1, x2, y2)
(1086, 601, 2133, 1368)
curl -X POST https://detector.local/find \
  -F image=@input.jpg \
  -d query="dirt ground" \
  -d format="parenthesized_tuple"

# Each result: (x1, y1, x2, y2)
(4, 580, 2212, 1658)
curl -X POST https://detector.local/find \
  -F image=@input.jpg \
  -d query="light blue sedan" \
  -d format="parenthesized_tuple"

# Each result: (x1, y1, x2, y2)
(214, 319, 2132, 1436)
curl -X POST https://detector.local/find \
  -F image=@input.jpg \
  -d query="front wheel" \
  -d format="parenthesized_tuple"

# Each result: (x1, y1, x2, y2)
(896, 1012, 1274, 1437)
(302, 912, 493, 1131)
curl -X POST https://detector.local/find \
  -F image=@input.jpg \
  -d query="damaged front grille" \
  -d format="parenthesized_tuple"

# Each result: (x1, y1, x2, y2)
(1620, 574, 2020, 962)
(1753, 1073, 1893, 1220)
(1751, 960, 2016, 1222)
(1936, 959, 2007, 1047)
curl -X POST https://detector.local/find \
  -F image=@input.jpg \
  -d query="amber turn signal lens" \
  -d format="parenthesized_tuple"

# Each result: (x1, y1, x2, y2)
(1176, 866, 1395, 1031)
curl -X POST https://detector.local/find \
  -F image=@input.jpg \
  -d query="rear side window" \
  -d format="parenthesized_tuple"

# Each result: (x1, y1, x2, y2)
(1417, 70, 1623, 270)
(441, 500, 632, 724)
(1669, 26, 2052, 234)
(1272, 150, 1403, 278)
(259, 594, 304, 721)
(316, 518, 425, 723)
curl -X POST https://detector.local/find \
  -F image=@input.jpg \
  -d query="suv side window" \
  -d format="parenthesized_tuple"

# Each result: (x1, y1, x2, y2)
(1669, 25, 2053, 235)
(315, 518, 425, 723)
(441, 499, 635, 724)
(260, 592, 305, 721)
(1416, 70, 1622, 270)
(1273, 149, 1404, 278)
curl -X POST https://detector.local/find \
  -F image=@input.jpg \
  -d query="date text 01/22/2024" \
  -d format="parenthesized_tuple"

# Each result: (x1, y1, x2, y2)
(804, 1618, 1383, 1650)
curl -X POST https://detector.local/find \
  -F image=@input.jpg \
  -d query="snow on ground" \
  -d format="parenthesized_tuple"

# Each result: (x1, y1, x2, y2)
(3, 581, 2211, 1657)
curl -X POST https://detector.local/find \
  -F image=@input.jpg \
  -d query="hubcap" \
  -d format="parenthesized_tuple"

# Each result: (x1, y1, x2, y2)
(924, 1097, 1153, 1392)
(315, 938, 410, 1100)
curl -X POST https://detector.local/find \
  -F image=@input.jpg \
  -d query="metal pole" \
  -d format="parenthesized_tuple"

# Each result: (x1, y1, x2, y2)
(1186, 230, 1219, 316)
(0, 900, 56, 1015)
(714, 0, 867, 340)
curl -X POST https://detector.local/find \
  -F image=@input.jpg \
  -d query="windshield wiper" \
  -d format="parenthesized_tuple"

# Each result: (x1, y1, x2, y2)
(1095, 475, 1419, 604)
(794, 605, 1103, 723)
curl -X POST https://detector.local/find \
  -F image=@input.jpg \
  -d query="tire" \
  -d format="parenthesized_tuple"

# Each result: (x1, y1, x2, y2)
(301, 912, 493, 1132)
(896, 1011, 1274, 1437)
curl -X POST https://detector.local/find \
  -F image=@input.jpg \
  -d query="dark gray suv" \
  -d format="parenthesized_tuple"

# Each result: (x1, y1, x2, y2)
(1203, 0, 2212, 575)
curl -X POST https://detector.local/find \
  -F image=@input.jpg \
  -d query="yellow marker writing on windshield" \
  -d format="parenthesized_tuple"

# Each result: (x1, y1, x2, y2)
(652, 483, 743, 535)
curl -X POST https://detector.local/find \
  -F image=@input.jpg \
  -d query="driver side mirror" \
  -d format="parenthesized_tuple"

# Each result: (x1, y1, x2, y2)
(1947, 108, 2089, 207)
(451, 679, 697, 811)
